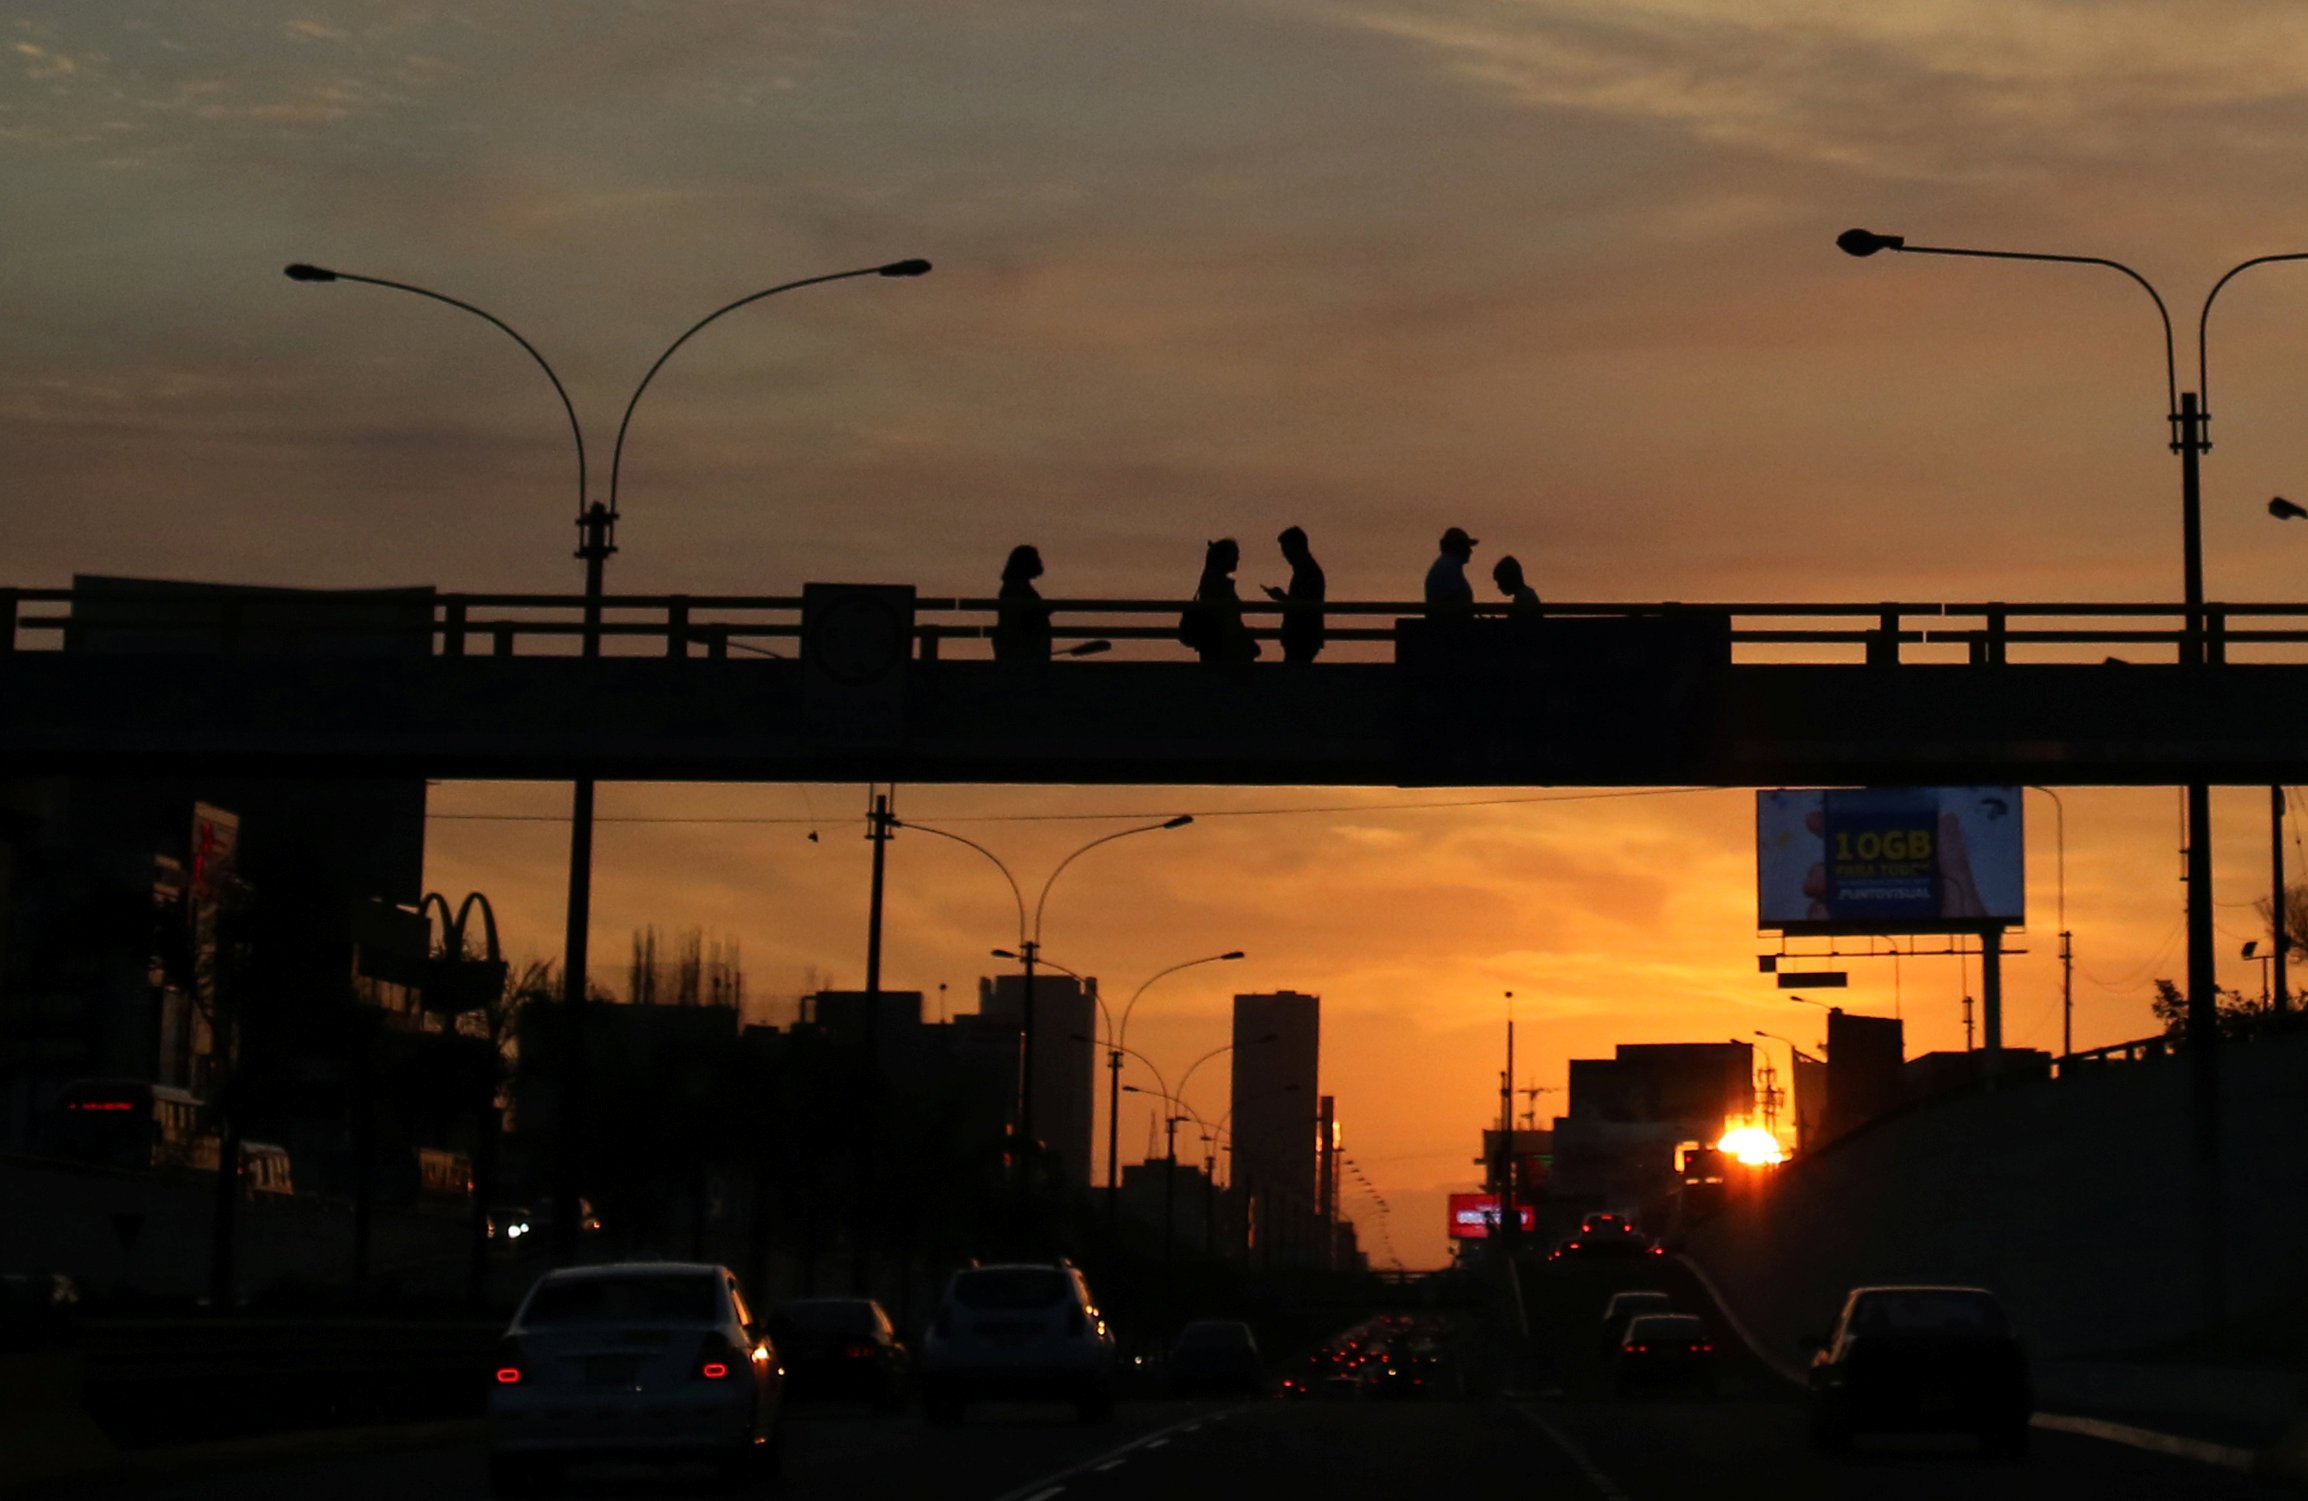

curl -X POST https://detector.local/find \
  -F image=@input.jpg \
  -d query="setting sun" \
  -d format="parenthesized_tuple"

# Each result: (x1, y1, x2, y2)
(1716, 1125, 1788, 1167)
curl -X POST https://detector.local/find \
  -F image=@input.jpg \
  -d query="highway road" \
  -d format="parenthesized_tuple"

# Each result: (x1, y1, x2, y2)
(32, 1356, 2296, 1501)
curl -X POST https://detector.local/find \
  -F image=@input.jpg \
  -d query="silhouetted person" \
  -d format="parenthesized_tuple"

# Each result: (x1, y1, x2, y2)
(1425, 526, 1477, 615)
(1183, 538, 1259, 664)
(1492, 554, 1542, 615)
(1263, 525, 1327, 664)
(993, 544, 1052, 663)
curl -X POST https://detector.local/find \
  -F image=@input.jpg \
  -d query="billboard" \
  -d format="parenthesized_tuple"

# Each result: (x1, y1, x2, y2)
(1446, 1192, 1537, 1240)
(1757, 787, 2022, 935)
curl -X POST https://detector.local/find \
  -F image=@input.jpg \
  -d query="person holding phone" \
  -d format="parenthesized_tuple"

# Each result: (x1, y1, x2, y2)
(1262, 525, 1326, 664)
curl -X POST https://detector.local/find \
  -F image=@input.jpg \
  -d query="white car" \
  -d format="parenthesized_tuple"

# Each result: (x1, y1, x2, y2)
(918, 1261, 1116, 1423)
(486, 1261, 785, 1494)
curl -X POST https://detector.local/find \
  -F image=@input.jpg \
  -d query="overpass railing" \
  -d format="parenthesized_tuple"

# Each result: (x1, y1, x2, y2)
(9, 586, 2308, 664)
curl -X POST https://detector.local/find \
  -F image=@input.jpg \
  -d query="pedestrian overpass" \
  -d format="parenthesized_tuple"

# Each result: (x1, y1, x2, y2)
(5, 583, 2308, 786)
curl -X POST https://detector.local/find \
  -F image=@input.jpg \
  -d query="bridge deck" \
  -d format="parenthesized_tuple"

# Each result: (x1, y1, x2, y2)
(6, 586, 2308, 785)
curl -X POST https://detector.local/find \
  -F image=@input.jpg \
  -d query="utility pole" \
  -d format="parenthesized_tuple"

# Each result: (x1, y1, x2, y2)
(857, 788, 895, 1294)
(1981, 928, 2004, 1088)
(1017, 940, 1039, 1189)
(863, 789, 894, 1044)
(2273, 787, 2290, 1015)
(2060, 930, 2075, 1058)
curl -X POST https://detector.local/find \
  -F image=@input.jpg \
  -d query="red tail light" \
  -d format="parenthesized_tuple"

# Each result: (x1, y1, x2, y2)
(1628, 1344, 1649, 1354)
(495, 1366, 523, 1385)
(695, 1333, 742, 1381)
(844, 1340, 878, 1360)
(493, 1337, 526, 1386)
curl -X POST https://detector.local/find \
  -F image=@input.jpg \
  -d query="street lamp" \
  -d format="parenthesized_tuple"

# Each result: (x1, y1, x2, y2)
(1836, 229, 2308, 1063)
(1753, 1029, 1821, 1065)
(898, 815, 1193, 1179)
(1072, 949, 1246, 1238)
(284, 258, 932, 1032)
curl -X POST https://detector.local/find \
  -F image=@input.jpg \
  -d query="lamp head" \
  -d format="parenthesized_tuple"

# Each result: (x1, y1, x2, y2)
(1835, 228, 1905, 258)
(992, 948, 1018, 960)
(283, 263, 339, 282)
(1162, 815, 1194, 830)
(878, 258, 933, 277)
(1221, 950, 1245, 960)
(2271, 496, 2308, 521)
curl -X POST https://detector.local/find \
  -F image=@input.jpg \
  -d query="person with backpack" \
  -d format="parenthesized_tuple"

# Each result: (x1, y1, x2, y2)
(1181, 538, 1259, 664)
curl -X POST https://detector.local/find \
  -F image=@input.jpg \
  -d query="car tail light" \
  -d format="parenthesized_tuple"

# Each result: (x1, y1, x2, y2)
(1650, 1245, 1665, 1255)
(695, 1333, 742, 1381)
(493, 1338, 526, 1386)
(1628, 1344, 1649, 1354)
(844, 1340, 878, 1360)
(1694, 1342, 1714, 1354)
(494, 1365, 523, 1385)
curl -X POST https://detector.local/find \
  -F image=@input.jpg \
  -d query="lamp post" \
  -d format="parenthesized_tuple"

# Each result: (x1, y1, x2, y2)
(1095, 952, 1244, 1241)
(1836, 230, 2308, 1070)
(283, 257, 930, 1033)
(1122, 1081, 1202, 1296)
(902, 815, 1193, 1184)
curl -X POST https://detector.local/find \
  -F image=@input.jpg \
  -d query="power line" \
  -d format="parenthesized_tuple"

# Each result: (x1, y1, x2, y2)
(425, 786, 1719, 827)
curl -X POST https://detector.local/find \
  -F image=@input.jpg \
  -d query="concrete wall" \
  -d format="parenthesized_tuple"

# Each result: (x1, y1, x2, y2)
(1685, 1028, 2308, 1363)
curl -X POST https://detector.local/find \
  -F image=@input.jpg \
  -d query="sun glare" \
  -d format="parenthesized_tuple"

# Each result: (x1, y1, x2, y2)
(1716, 1125, 1786, 1166)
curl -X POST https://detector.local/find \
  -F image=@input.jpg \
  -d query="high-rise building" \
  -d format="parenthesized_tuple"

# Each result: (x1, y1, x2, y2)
(978, 972, 1097, 1190)
(1230, 990, 1319, 1260)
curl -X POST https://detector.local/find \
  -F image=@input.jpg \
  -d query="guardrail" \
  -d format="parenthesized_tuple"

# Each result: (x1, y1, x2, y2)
(9, 586, 2308, 665)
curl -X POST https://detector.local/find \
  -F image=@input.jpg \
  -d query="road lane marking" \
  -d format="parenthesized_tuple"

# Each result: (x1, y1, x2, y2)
(1507, 1404, 1633, 1501)
(1092, 1459, 1127, 1472)
(2032, 1412, 2256, 1471)
(987, 1407, 1240, 1501)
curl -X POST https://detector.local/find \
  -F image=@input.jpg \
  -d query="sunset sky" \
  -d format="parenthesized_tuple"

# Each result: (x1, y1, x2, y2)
(12, 2, 2308, 1264)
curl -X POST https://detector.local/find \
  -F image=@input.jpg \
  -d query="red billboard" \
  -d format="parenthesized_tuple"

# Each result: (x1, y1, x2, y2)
(1447, 1192, 1536, 1240)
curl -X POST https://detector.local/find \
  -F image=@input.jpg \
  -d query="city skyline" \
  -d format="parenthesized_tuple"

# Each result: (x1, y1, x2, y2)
(15, 1, 2308, 1264)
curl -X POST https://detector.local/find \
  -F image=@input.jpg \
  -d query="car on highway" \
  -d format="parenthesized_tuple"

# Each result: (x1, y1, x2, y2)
(769, 1296, 909, 1411)
(485, 1261, 784, 1495)
(1612, 1313, 1715, 1395)
(1599, 1289, 1677, 1354)
(1806, 1285, 2032, 1458)
(918, 1260, 1116, 1424)
(1168, 1318, 1263, 1398)
(1553, 1227, 1662, 1261)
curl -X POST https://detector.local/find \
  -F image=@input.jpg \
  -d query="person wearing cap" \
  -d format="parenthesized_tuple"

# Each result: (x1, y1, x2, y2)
(1425, 526, 1477, 615)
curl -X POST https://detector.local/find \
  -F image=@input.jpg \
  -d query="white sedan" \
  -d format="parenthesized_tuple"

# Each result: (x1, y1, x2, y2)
(486, 1261, 785, 1494)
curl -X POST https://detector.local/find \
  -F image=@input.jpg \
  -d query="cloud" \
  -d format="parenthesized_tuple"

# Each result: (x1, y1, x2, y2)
(1323, 0, 2308, 183)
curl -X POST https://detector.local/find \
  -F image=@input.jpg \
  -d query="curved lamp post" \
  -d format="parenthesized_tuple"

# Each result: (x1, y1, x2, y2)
(900, 815, 1192, 1179)
(1835, 229, 2308, 1066)
(1096, 952, 1244, 1231)
(284, 258, 932, 1033)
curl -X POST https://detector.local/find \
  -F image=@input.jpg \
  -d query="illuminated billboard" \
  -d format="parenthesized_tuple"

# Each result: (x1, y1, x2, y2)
(1446, 1192, 1536, 1240)
(1757, 787, 2023, 935)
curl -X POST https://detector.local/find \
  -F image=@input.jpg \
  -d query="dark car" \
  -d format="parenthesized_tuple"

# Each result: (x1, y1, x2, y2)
(1598, 1289, 1676, 1355)
(1807, 1285, 2031, 1457)
(1551, 1228, 1659, 1262)
(1613, 1313, 1715, 1395)
(769, 1297, 909, 1410)
(1169, 1319, 1262, 1398)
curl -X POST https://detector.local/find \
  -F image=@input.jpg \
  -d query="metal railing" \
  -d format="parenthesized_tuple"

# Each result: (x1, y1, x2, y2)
(10, 585, 2308, 664)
